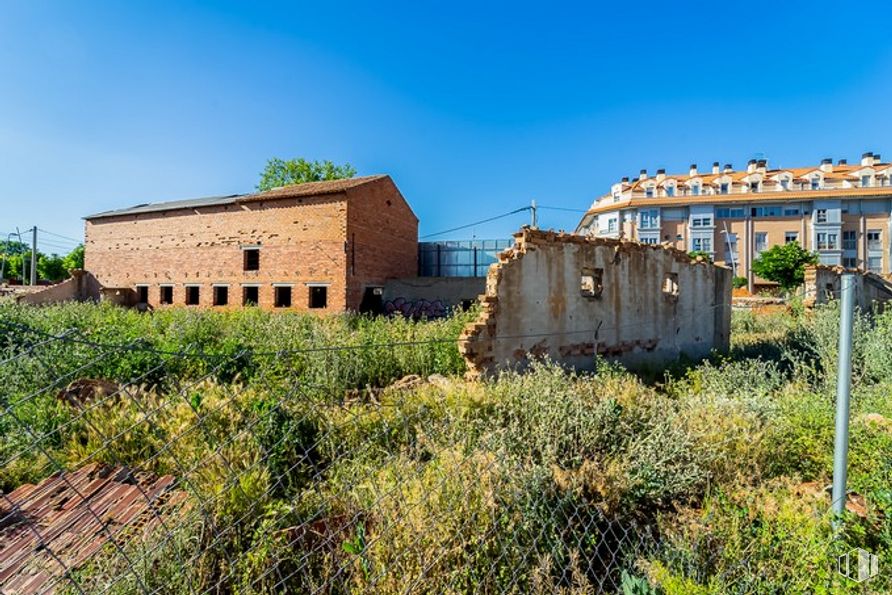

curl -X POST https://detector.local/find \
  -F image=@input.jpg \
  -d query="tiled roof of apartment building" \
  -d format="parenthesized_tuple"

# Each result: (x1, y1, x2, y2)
(584, 153, 892, 217)
(84, 174, 389, 219)
(0, 464, 187, 594)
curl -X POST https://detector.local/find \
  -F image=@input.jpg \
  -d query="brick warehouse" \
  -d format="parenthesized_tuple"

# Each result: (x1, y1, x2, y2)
(83, 175, 418, 311)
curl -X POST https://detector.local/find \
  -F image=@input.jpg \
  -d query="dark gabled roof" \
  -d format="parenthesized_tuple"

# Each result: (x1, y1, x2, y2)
(84, 194, 243, 219)
(84, 175, 389, 220)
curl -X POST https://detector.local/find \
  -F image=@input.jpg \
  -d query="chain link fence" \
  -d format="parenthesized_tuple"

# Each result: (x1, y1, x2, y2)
(0, 320, 660, 594)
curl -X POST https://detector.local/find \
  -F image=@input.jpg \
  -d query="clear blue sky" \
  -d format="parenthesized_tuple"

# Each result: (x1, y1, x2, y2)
(3, 1, 892, 252)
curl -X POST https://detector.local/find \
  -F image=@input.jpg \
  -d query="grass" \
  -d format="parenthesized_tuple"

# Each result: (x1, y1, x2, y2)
(1, 300, 891, 593)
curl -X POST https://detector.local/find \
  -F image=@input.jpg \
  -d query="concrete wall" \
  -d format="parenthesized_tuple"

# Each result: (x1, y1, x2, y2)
(460, 229, 733, 376)
(15, 271, 101, 305)
(383, 277, 485, 307)
(803, 265, 892, 311)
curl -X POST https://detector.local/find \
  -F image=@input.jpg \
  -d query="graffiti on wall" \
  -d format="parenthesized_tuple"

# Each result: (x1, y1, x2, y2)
(383, 297, 449, 319)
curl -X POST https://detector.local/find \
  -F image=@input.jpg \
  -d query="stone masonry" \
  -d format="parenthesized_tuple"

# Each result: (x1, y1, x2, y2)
(459, 228, 732, 376)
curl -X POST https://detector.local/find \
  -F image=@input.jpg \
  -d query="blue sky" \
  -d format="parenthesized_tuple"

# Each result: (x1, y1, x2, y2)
(2, 1, 892, 251)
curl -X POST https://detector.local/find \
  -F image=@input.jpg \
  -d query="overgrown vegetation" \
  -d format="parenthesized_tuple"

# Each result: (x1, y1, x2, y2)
(1, 301, 891, 593)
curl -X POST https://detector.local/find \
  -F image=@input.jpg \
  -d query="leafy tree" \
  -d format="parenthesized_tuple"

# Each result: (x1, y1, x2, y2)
(0, 240, 28, 281)
(1, 242, 84, 282)
(752, 241, 819, 291)
(37, 253, 68, 282)
(63, 244, 85, 272)
(257, 158, 356, 192)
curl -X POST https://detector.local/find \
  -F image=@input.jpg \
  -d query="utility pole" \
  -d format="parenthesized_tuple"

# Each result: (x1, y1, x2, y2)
(530, 199, 538, 229)
(831, 273, 855, 529)
(30, 226, 38, 286)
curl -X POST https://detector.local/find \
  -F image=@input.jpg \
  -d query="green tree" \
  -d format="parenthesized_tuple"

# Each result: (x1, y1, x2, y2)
(752, 241, 819, 291)
(0, 240, 28, 281)
(257, 158, 356, 192)
(62, 244, 85, 272)
(37, 253, 67, 282)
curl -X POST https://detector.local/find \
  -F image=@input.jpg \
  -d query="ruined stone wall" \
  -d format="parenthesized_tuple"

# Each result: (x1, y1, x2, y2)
(15, 271, 101, 306)
(459, 229, 732, 376)
(803, 265, 892, 311)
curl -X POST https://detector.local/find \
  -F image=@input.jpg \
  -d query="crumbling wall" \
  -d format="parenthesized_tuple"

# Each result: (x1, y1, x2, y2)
(15, 270, 101, 305)
(459, 229, 732, 376)
(803, 265, 892, 311)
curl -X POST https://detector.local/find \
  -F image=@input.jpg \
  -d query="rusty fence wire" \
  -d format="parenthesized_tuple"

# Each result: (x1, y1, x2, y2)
(0, 320, 659, 594)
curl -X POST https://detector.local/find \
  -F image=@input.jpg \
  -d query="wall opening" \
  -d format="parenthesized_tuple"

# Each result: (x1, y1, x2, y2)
(274, 286, 292, 308)
(580, 267, 603, 298)
(309, 286, 328, 309)
(243, 286, 259, 306)
(213, 286, 229, 306)
(159, 286, 173, 305)
(243, 248, 260, 271)
(136, 286, 148, 304)
(359, 286, 384, 314)
(662, 273, 679, 301)
(185, 286, 200, 306)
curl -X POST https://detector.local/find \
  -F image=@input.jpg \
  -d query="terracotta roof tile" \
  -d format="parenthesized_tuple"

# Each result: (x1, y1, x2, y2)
(0, 464, 187, 594)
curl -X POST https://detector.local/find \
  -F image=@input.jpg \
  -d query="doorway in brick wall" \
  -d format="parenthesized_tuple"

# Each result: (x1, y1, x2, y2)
(359, 286, 384, 314)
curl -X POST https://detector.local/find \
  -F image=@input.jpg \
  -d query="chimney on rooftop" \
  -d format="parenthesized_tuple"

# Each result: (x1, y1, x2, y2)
(656, 168, 666, 182)
(874, 153, 881, 163)
(723, 163, 733, 173)
(820, 158, 833, 173)
(862, 152, 875, 166)
(639, 169, 648, 181)
(689, 163, 698, 177)
(712, 161, 720, 174)
(621, 176, 629, 183)
(747, 159, 757, 174)
(838, 158, 847, 165)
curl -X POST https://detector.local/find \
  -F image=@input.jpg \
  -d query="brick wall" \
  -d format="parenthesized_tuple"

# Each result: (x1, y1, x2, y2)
(84, 177, 418, 312)
(345, 177, 419, 310)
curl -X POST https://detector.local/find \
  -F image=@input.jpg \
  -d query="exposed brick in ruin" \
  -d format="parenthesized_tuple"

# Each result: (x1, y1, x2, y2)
(803, 264, 892, 310)
(459, 228, 732, 377)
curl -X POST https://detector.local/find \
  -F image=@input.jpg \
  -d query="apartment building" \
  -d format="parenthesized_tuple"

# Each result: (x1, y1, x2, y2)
(83, 175, 418, 311)
(576, 152, 892, 288)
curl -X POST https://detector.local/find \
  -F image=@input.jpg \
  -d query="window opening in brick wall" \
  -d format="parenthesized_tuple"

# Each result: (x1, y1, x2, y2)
(309, 286, 328, 309)
(243, 286, 259, 306)
(213, 286, 229, 306)
(136, 286, 148, 304)
(274, 286, 292, 308)
(243, 248, 260, 271)
(159, 286, 173, 305)
(186, 286, 200, 306)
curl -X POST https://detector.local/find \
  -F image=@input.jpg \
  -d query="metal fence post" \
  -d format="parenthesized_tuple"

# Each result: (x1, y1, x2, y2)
(831, 273, 855, 528)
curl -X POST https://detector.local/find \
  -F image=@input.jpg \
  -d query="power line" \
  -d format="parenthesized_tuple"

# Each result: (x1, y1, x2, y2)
(537, 205, 588, 213)
(37, 228, 81, 244)
(420, 206, 531, 239)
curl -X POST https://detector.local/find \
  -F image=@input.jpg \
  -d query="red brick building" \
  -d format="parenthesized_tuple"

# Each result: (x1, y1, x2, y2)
(83, 175, 418, 311)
